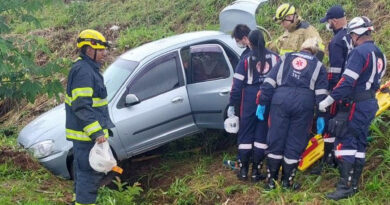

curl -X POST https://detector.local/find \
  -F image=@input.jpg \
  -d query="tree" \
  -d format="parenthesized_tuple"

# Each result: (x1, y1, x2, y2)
(0, 0, 67, 103)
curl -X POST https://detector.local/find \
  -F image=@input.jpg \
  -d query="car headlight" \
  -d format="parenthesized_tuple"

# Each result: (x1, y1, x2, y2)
(28, 140, 55, 159)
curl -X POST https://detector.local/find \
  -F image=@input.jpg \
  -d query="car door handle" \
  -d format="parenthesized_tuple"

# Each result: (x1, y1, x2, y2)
(171, 97, 184, 104)
(219, 89, 230, 96)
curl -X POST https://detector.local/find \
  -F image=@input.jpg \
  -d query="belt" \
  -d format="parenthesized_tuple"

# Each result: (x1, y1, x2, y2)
(276, 86, 314, 95)
(352, 90, 375, 102)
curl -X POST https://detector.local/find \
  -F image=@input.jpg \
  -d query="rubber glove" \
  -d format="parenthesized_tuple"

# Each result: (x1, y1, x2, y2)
(317, 117, 325, 134)
(227, 106, 235, 117)
(256, 105, 266, 120)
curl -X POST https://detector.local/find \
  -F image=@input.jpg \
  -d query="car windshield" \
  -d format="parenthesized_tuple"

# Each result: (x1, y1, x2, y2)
(103, 58, 139, 101)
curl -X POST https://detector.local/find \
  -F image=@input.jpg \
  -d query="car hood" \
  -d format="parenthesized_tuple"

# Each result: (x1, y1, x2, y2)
(18, 104, 66, 148)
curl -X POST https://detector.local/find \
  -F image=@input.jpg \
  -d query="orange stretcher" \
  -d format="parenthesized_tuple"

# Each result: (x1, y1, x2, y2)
(376, 80, 390, 116)
(298, 134, 324, 171)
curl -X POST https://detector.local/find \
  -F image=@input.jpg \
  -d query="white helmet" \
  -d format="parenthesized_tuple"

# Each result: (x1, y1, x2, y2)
(224, 116, 239, 133)
(347, 16, 374, 35)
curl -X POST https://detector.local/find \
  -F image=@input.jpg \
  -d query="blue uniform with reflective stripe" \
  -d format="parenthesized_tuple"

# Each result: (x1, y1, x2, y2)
(66, 53, 115, 205)
(328, 28, 353, 90)
(258, 51, 328, 165)
(323, 28, 353, 155)
(229, 49, 279, 163)
(65, 53, 114, 142)
(328, 41, 386, 164)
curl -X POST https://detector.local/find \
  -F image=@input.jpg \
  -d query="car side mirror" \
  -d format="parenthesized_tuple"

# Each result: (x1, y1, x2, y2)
(125, 94, 140, 107)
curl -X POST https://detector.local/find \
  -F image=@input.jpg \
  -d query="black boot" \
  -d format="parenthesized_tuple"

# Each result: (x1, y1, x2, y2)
(264, 158, 282, 190)
(309, 159, 324, 175)
(237, 156, 249, 181)
(326, 161, 355, 200)
(323, 142, 337, 168)
(351, 161, 364, 193)
(251, 161, 266, 182)
(281, 161, 300, 190)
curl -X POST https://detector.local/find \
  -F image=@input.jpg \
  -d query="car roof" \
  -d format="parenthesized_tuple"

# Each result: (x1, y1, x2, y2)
(119, 30, 231, 62)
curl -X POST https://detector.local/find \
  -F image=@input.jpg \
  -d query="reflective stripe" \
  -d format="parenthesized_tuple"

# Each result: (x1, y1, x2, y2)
(92, 98, 108, 107)
(73, 57, 83, 63)
(268, 153, 283, 159)
(324, 137, 335, 143)
(75, 202, 95, 205)
(342, 36, 353, 54)
(280, 49, 294, 55)
(66, 129, 91, 141)
(319, 42, 325, 51)
(283, 156, 299, 164)
(310, 61, 322, 90)
(83, 121, 102, 136)
(234, 73, 245, 81)
(247, 56, 253, 84)
(271, 54, 277, 67)
(65, 94, 72, 106)
(254, 142, 268, 149)
(366, 52, 377, 90)
(66, 128, 108, 142)
(315, 89, 329, 95)
(238, 144, 252, 150)
(264, 77, 277, 88)
(343, 69, 359, 80)
(276, 55, 286, 86)
(71, 87, 93, 101)
(335, 149, 356, 157)
(382, 55, 387, 79)
(329, 67, 342, 74)
(355, 152, 366, 158)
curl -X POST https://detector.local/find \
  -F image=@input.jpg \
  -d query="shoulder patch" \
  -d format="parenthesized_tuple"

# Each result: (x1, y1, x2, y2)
(378, 58, 384, 73)
(292, 57, 308, 70)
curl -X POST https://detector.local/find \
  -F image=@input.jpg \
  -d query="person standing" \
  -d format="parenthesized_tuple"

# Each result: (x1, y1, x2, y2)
(65, 29, 114, 205)
(311, 5, 353, 174)
(319, 16, 387, 200)
(231, 24, 251, 61)
(257, 38, 328, 190)
(268, 3, 325, 61)
(229, 30, 279, 181)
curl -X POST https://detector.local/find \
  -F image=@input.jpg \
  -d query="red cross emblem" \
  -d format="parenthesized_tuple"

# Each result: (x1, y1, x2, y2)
(256, 62, 270, 74)
(292, 57, 307, 70)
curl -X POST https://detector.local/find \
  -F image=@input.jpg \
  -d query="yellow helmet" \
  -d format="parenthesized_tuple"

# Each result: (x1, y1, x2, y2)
(274, 3, 296, 21)
(77, 29, 109, 49)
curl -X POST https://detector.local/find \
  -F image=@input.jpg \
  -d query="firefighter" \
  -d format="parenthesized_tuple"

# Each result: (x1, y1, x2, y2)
(268, 3, 325, 61)
(257, 38, 328, 190)
(229, 29, 279, 181)
(65, 29, 114, 205)
(311, 5, 353, 174)
(319, 16, 387, 200)
(231, 24, 251, 61)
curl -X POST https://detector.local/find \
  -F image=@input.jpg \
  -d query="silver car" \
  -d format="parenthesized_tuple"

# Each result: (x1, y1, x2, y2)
(18, 0, 267, 179)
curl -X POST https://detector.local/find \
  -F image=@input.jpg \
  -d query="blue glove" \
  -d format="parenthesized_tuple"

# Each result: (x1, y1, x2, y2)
(256, 105, 266, 120)
(317, 117, 325, 134)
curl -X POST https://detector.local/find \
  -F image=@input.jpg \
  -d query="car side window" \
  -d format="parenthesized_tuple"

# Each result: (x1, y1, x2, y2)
(128, 56, 180, 101)
(186, 44, 230, 84)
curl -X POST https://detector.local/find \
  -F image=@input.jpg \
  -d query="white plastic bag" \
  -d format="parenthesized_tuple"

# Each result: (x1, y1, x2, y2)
(89, 141, 117, 174)
(224, 115, 239, 133)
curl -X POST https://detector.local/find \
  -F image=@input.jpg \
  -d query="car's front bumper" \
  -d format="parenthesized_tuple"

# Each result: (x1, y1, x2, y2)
(39, 150, 70, 179)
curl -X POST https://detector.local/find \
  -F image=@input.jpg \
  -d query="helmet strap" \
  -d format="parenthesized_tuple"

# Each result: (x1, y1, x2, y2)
(93, 49, 97, 61)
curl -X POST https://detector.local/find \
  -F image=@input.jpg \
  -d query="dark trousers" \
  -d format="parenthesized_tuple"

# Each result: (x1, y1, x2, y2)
(334, 99, 378, 164)
(237, 86, 269, 162)
(73, 141, 104, 204)
(266, 88, 314, 164)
